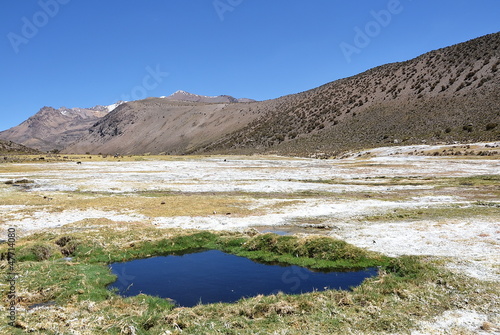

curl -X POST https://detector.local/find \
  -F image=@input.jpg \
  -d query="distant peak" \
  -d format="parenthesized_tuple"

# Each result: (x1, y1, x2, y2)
(164, 90, 255, 103)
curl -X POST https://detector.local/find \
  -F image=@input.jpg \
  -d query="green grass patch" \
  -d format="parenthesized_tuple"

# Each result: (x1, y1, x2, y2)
(14, 261, 117, 304)
(362, 204, 500, 222)
(2, 228, 498, 334)
(455, 174, 500, 186)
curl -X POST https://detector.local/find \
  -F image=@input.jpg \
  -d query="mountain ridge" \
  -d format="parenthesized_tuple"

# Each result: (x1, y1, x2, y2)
(162, 90, 256, 103)
(2, 32, 499, 156)
(193, 32, 500, 156)
(0, 91, 255, 152)
(0, 104, 121, 152)
(65, 32, 499, 156)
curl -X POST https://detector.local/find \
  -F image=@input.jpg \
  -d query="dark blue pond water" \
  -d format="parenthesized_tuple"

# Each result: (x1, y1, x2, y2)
(108, 250, 377, 307)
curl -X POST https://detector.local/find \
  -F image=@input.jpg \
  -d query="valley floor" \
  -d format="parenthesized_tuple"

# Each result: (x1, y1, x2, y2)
(0, 142, 499, 334)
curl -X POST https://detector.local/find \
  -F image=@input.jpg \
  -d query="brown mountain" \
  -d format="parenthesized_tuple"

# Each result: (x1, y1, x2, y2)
(64, 32, 500, 156)
(197, 32, 500, 156)
(0, 90, 253, 153)
(64, 98, 274, 155)
(0, 106, 116, 152)
(163, 90, 255, 103)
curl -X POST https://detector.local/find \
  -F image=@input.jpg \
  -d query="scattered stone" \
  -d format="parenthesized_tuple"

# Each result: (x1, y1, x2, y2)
(244, 228, 260, 237)
(161, 201, 166, 205)
(55, 236, 72, 247)
(6, 179, 34, 185)
(298, 223, 333, 229)
(16, 179, 33, 184)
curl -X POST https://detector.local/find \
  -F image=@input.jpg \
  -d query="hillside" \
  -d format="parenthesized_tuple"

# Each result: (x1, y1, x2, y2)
(0, 91, 254, 154)
(63, 98, 276, 155)
(64, 32, 500, 156)
(0, 139, 39, 155)
(196, 32, 500, 156)
(0, 105, 117, 152)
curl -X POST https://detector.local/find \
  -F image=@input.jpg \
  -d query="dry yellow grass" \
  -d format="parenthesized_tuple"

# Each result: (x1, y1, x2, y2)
(0, 187, 254, 218)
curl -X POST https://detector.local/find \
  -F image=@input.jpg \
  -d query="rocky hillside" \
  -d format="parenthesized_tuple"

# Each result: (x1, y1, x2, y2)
(0, 105, 119, 152)
(197, 32, 500, 156)
(7, 33, 499, 156)
(0, 139, 39, 155)
(0, 90, 254, 154)
(65, 32, 500, 156)
(63, 98, 276, 155)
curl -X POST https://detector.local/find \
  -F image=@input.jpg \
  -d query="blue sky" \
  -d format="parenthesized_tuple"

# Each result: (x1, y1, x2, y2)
(1, 0, 499, 131)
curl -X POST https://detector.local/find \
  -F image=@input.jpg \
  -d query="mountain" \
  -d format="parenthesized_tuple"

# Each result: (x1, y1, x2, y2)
(64, 32, 500, 156)
(63, 98, 273, 155)
(0, 90, 253, 153)
(0, 139, 39, 155)
(6, 33, 499, 156)
(0, 103, 123, 152)
(162, 90, 255, 103)
(196, 32, 500, 156)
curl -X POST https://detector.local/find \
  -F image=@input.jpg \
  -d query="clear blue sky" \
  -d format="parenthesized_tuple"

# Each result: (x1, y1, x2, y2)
(1, 0, 499, 131)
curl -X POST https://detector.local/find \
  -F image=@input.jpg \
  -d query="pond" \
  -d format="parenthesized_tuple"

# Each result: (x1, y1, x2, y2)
(108, 250, 377, 307)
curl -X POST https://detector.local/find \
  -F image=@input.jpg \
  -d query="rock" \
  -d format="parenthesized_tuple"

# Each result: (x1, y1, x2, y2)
(244, 228, 260, 236)
(14, 179, 33, 184)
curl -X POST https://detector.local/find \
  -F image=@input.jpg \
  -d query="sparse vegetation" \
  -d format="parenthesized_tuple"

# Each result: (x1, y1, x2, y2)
(1, 143, 499, 334)
(1, 226, 498, 334)
(486, 122, 498, 131)
(195, 33, 500, 157)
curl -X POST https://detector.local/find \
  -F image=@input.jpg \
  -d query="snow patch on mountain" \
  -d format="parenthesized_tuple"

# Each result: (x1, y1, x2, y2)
(164, 90, 255, 103)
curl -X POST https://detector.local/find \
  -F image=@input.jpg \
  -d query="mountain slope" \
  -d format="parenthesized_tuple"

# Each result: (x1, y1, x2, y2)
(62, 32, 500, 155)
(0, 139, 39, 155)
(0, 104, 121, 152)
(63, 98, 269, 155)
(195, 32, 500, 156)
(0, 106, 107, 152)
